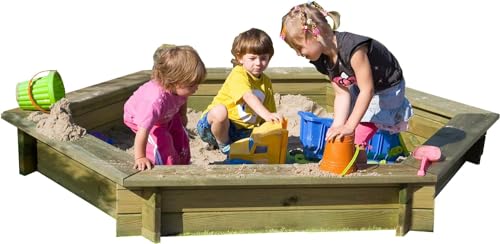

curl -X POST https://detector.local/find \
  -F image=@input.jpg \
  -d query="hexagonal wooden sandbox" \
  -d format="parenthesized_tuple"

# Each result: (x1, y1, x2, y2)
(2, 68, 497, 242)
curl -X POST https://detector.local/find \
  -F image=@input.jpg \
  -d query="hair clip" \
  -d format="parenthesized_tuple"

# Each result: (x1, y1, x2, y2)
(308, 1, 328, 16)
(304, 17, 319, 36)
(312, 27, 320, 36)
(280, 26, 287, 40)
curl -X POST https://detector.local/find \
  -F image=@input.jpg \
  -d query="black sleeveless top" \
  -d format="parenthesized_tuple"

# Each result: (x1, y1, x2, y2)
(310, 31, 403, 92)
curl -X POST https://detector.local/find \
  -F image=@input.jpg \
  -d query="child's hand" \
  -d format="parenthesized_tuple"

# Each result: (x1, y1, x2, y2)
(263, 112, 283, 123)
(325, 125, 355, 141)
(134, 157, 153, 171)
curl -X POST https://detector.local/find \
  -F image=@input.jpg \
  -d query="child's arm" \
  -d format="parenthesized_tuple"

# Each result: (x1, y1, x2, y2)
(180, 103, 188, 127)
(347, 45, 374, 129)
(326, 46, 374, 141)
(242, 92, 282, 123)
(326, 82, 351, 141)
(133, 127, 153, 171)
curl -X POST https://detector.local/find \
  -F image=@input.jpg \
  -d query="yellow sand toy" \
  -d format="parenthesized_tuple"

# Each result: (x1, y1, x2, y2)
(229, 119, 288, 164)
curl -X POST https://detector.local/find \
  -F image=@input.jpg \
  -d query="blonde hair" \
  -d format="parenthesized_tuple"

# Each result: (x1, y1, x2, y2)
(153, 44, 176, 67)
(280, 1, 340, 52)
(152, 45, 207, 91)
(231, 28, 274, 66)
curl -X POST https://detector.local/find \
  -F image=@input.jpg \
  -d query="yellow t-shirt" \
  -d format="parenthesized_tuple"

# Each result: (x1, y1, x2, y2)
(203, 65, 277, 129)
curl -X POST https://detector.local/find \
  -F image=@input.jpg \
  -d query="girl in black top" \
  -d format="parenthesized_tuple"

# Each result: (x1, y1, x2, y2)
(280, 1, 413, 163)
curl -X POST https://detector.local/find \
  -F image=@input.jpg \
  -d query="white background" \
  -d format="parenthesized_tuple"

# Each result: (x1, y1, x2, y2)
(1, 0, 499, 243)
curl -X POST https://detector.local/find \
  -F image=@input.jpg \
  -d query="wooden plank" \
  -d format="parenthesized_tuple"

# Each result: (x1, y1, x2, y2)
(400, 131, 427, 153)
(155, 185, 433, 235)
(188, 84, 221, 95)
(265, 67, 328, 80)
(464, 135, 485, 164)
(434, 155, 468, 196)
(412, 185, 435, 209)
(116, 187, 143, 214)
(324, 83, 334, 113)
(325, 83, 472, 124)
(402, 113, 499, 195)
(2, 68, 499, 240)
(193, 82, 327, 96)
(178, 209, 398, 233)
(325, 85, 465, 123)
(161, 186, 399, 213)
(124, 163, 436, 187)
(37, 142, 117, 217)
(163, 213, 183, 235)
(189, 82, 328, 113)
(407, 114, 445, 139)
(325, 84, 334, 111)
(276, 82, 327, 96)
(203, 67, 328, 82)
(116, 214, 142, 236)
(398, 185, 435, 232)
(1, 109, 138, 185)
(187, 96, 214, 112)
(414, 108, 450, 125)
(18, 129, 37, 175)
(406, 88, 490, 118)
(90, 118, 124, 132)
(73, 100, 126, 130)
(411, 209, 434, 231)
(428, 113, 497, 177)
(187, 95, 327, 114)
(67, 71, 150, 117)
(396, 185, 410, 236)
(141, 189, 161, 243)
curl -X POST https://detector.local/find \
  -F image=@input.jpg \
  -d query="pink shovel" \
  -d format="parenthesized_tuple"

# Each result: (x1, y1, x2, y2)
(413, 145, 442, 176)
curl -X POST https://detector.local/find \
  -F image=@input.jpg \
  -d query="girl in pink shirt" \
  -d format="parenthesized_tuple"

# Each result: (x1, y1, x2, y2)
(124, 45, 206, 170)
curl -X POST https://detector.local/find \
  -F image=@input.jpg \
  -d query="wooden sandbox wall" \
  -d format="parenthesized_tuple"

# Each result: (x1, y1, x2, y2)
(2, 68, 497, 242)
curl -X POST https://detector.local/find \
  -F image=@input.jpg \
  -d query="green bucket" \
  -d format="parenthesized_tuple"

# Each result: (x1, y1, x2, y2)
(16, 70, 65, 112)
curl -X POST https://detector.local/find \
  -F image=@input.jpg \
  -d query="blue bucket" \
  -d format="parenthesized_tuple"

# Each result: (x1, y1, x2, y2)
(298, 111, 333, 161)
(298, 111, 406, 162)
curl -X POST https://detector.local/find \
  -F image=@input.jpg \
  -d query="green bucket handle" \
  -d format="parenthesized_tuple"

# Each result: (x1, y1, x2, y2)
(340, 145, 360, 176)
(26, 70, 57, 113)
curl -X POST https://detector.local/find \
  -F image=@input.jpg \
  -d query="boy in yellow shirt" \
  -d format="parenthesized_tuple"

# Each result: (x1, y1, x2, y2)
(197, 28, 283, 154)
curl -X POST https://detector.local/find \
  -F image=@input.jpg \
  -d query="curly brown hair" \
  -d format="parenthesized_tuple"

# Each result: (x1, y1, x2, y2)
(152, 45, 207, 91)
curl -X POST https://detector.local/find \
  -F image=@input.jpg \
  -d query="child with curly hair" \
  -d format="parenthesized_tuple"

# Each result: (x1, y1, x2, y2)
(124, 45, 206, 170)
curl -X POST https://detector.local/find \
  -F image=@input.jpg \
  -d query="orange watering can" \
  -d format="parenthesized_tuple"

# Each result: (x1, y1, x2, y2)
(413, 145, 442, 176)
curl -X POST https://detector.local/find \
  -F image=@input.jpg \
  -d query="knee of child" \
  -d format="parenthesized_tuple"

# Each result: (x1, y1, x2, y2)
(208, 104, 228, 122)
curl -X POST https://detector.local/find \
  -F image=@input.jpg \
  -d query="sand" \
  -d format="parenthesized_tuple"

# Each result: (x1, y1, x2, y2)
(27, 94, 379, 177)
(185, 93, 330, 165)
(91, 93, 331, 165)
(27, 98, 86, 141)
